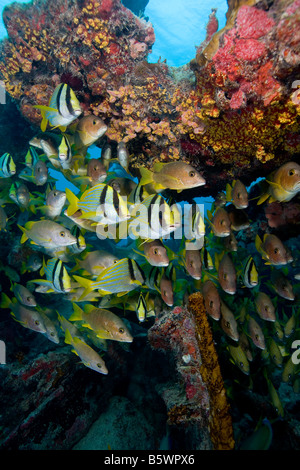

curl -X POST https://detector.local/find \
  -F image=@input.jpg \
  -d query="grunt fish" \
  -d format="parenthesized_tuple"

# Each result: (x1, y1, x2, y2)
(140, 240, 169, 267)
(74, 115, 107, 148)
(247, 316, 266, 349)
(207, 207, 231, 237)
(220, 301, 239, 341)
(258, 161, 300, 204)
(34, 83, 82, 132)
(217, 252, 237, 295)
(255, 292, 276, 322)
(270, 270, 295, 300)
(228, 343, 250, 375)
(255, 234, 292, 266)
(18, 220, 77, 249)
(12, 283, 36, 307)
(70, 303, 133, 342)
(139, 162, 206, 192)
(226, 179, 248, 209)
(65, 328, 108, 375)
(0, 293, 46, 334)
(202, 279, 221, 321)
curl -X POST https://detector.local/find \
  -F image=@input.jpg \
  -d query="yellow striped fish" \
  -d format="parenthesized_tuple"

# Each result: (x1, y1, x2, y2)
(74, 258, 145, 298)
(65, 184, 129, 225)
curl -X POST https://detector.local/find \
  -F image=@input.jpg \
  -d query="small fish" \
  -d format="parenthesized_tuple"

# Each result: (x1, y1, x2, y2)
(247, 316, 266, 349)
(226, 179, 248, 209)
(270, 270, 295, 300)
(34, 83, 82, 132)
(69, 303, 133, 342)
(34, 160, 48, 186)
(255, 292, 276, 322)
(18, 220, 77, 249)
(12, 283, 36, 307)
(240, 418, 273, 450)
(220, 301, 239, 341)
(74, 115, 107, 148)
(223, 231, 238, 252)
(0, 293, 46, 333)
(160, 275, 174, 306)
(184, 248, 202, 280)
(239, 331, 253, 362)
(185, 203, 205, 241)
(139, 162, 206, 192)
(214, 191, 226, 208)
(30, 257, 71, 293)
(129, 194, 181, 240)
(201, 247, 214, 270)
(255, 234, 292, 266)
(74, 258, 145, 297)
(87, 158, 107, 184)
(72, 249, 119, 277)
(41, 187, 67, 219)
(64, 329, 108, 375)
(217, 253, 237, 295)
(117, 142, 130, 173)
(228, 343, 250, 375)
(21, 252, 43, 273)
(66, 184, 129, 225)
(258, 161, 300, 204)
(140, 240, 169, 267)
(0, 152, 16, 178)
(282, 356, 297, 383)
(0, 206, 7, 231)
(102, 143, 112, 170)
(9, 183, 30, 210)
(109, 177, 137, 197)
(136, 292, 147, 322)
(273, 320, 284, 341)
(58, 135, 72, 169)
(227, 205, 250, 231)
(284, 313, 296, 338)
(268, 338, 283, 367)
(128, 182, 148, 205)
(264, 371, 284, 417)
(207, 207, 231, 237)
(243, 256, 258, 288)
(39, 310, 60, 344)
(25, 146, 40, 168)
(202, 279, 221, 321)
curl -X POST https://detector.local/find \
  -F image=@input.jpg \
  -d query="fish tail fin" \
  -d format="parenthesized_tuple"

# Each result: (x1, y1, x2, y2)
(73, 275, 93, 299)
(257, 192, 270, 205)
(139, 167, 154, 186)
(65, 187, 79, 216)
(17, 224, 28, 244)
(255, 234, 262, 253)
(69, 303, 84, 321)
(226, 183, 232, 202)
(0, 292, 11, 309)
(64, 328, 73, 345)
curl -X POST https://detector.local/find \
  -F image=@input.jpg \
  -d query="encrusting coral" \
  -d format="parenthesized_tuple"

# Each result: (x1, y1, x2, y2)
(148, 294, 235, 450)
(0, 0, 299, 195)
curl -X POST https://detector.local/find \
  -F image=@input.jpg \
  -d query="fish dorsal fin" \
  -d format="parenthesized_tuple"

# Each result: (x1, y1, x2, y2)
(226, 183, 232, 202)
(152, 162, 165, 172)
(83, 303, 95, 314)
(255, 234, 262, 252)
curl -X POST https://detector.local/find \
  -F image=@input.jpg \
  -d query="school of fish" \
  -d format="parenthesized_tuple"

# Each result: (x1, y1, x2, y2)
(0, 84, 299, 419)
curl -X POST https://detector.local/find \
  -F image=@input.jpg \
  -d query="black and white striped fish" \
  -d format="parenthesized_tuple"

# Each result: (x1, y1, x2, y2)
(0, 152, 16, 178)
(34, 83, 82, 132)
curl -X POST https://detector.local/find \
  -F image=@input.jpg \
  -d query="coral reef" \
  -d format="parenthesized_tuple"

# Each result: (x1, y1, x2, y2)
(148, 294, 235, 450)
(0, 0, 299, 195)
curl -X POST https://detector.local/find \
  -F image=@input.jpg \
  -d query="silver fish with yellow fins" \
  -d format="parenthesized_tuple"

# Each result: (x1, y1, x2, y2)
(64, 328, 108, 375)
(34, 83, 82, 132)
(0, 293, 46, 334)
(139, 161, 206, 193)
(257, 161, 300, 204)
(228, 343, 250, 375)
(69, 303, 133, 342)
(18, 220, 77, 249)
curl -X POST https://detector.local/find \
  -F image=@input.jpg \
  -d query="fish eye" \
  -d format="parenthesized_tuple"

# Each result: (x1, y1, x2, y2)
(189, 170, 195, 177)
(53, 191, 57, 196)
(237, 192, 241, 199)
(289, 169, 295, 176)
(50, 332, 55, 337)
(265, 305, 270, 311)
(223, 273, 227, 279)
(119, 327, 125, 334)
(60, 231, 66, 237)
(255, 334, 259, 340)
(113, 260, 118, 264)
(35, 320, 40, 325)
(274, 247, 279, 254)
(220, 219, 225, 225)
(209, 300, 214, 308)
(94, 167, 97, 171)
(27, 296, 32, 301)
(93, 119, 97, 125)
(239, 362, 244, 368)
(97, 363, 103, 368)
(153, 248, 159, 255)
(225, 321, 230, 328)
